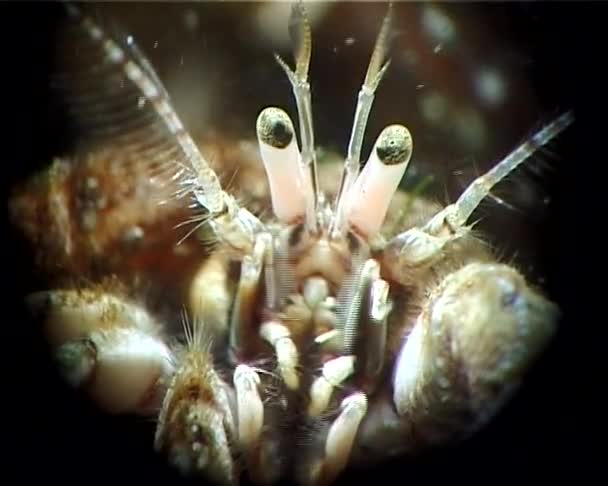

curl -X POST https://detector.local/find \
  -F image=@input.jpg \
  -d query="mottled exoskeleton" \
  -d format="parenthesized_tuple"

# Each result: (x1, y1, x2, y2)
(12, 3, 572, 486)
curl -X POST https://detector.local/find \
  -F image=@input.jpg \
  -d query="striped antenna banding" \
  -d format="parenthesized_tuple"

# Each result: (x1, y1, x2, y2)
(67, 3, 225, 215)
(438, 111, 574, 230)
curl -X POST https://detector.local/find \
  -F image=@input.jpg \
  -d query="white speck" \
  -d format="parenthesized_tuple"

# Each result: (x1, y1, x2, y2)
(419, 91, 448, 124)
(137, 96, 146, 109)
(454, 107, 487, 150)
(183, 9, 199, 31)
(403, 49, 419, 66)
(85, 176, 99, 190)
(253, 2, 331, 49)
(81, 210, 97, 231)
(153, 40, 159, 49)
(126, 35, 133, 45)
(437, 376, 450, 389)
(344, 37, 355, 46)
(475, 67, 507, 107)
(433, 44, 443, 54)
(105, 40, 124, 63)
(416, 84, 425, 90)
(422, 6, 456, 44)
(89, 26, 103, 41)
(123, 226, 144, 243)
(543, 196, 551, 204)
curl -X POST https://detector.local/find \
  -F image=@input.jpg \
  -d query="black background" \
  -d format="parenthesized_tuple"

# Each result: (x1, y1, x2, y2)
(3, 2, 596, 485)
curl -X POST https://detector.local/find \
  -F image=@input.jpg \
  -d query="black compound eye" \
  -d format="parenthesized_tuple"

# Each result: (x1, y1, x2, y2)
(375, 124, 413, 166)
(256, 107, 294, 149)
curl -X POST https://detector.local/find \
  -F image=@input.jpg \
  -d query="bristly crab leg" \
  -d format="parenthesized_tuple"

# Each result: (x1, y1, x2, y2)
(155, 314, 236, 484)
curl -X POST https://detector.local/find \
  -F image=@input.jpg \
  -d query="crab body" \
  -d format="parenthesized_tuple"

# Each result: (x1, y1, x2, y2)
(9, 3, 571, 485)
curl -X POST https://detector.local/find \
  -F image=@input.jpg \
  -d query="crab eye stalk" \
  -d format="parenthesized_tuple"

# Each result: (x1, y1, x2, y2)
(347, 124, 413, 236)
(257, 107, 307, 223)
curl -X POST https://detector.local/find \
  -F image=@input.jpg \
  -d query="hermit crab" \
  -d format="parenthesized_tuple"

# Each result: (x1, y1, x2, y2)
(10, 2, 572, 485)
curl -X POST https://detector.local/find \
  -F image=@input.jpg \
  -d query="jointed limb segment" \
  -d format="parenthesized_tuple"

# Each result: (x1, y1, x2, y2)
(342, 259, 390, 386)
(315, 393, 368, 486)
(233, 365, 264, 451)
(308, 355, 355, 417)
(230, 235, 267, 356)
(260, 320, 300, 390)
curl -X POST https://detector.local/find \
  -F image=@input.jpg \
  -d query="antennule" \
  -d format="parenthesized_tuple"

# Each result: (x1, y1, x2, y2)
(275, 2, 319, 232)
(332, 3, 394, 237)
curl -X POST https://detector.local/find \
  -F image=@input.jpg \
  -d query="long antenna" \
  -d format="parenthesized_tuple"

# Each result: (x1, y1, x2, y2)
(275, 2, 320, 233)
(425, 111, 575, 234)
(331, 3, 393, 238)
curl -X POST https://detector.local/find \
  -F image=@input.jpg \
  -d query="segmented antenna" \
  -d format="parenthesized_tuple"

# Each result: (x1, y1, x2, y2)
(332, 3, 394, 238)
(275, 2, 320, 233)
(425, 111, 574, 234)
(60, 4, 261, 231)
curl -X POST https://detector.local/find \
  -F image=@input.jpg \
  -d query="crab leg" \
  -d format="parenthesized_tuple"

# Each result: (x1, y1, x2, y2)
(229, 235, 267, 357)
(233, 365, 264, 450)
(27, 289, 173, 414)
(260, 320, 300, 390)
(155, 314, 236, 484)
(308, 355, 356, 417)
(392, 262, 559, 437)
(342, 259, 391, 387)
(312, 393, 368, 486)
